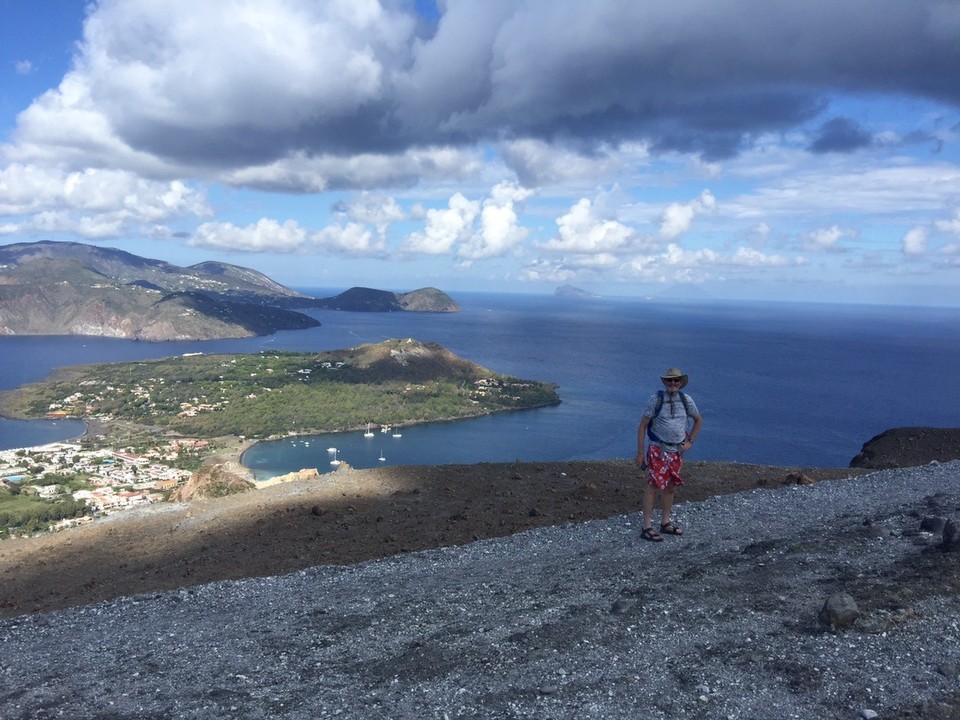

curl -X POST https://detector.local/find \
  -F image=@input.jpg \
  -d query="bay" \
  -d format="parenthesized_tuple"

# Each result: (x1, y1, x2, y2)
(1, 294, 958, 477)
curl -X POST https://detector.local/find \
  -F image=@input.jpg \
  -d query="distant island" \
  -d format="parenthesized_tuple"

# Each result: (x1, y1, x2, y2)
(0, 339, 559, 443)
(0, 241, 460, 341)
(554, 284, 600, 299)
(315, 286, 459, 313)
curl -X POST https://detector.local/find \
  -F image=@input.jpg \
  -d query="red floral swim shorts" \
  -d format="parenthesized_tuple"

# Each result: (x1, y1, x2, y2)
(645, 443, 684, 490)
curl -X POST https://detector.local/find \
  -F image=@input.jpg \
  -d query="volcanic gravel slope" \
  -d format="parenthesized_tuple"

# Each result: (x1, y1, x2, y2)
(1, 460, 959, 720)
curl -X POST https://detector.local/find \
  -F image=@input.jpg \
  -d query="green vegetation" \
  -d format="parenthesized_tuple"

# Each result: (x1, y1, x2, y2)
(0, 485, 91, 538)
(0, 340, 561, 441)
(27, 472, 94, 492)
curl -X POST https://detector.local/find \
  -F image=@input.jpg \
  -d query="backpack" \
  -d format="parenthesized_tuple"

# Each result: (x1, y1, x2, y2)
(646, 390, 692, 443)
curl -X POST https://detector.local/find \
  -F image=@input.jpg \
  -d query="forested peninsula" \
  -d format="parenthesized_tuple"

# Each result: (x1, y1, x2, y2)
(0, 339, 560, 444)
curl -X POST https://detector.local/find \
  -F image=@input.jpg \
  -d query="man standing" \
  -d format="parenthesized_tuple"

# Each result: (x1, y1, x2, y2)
(634, 367, 703, 542)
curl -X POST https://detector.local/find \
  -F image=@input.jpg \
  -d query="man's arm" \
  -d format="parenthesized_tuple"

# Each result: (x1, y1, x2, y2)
(635, 416, 649, 466)
(682, 414, 703, 451)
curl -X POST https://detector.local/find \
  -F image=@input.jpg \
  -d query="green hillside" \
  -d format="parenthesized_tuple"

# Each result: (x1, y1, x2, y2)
(0, 339, 560, 441)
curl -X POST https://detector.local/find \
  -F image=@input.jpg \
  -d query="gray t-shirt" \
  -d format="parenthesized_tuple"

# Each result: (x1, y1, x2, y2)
(643, 391, 700, 448)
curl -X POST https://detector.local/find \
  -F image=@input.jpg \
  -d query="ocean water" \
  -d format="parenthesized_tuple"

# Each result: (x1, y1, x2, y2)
(1, 294, 958, 477)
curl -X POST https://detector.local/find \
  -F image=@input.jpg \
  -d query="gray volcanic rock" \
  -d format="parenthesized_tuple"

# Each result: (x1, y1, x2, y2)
(2, 461, 959, 719)
(850, 427, 960, 468)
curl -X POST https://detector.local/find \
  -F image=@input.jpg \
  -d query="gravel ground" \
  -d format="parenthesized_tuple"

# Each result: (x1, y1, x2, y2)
(2, 461, 959, 719)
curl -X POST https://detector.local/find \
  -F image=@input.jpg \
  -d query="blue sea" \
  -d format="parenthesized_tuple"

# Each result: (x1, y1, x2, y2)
(1, 293, 958, 477)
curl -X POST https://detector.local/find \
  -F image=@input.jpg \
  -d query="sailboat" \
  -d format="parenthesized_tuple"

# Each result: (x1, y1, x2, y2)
(378, 448, 386, 462)
(392, 430, 402, 438)
(363, 422, 374, 438)
(330, 450, 341, 466)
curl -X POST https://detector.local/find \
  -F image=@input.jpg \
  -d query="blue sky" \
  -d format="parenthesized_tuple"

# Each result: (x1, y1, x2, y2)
(1, 0, 959, 305)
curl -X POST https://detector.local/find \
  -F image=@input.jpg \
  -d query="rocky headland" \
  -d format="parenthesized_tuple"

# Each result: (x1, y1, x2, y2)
(315, 286, 460, 312)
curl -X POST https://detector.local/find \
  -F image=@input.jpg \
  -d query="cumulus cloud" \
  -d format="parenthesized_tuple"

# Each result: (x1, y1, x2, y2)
(804, 225, 856, 252)
(191, 218, 308, 253)
(0, 164, 208, 240)
(519, 258, 579, 285)
(902, 226, 929, 255)
(8, 0, 960, 184)
(402, 183, 532, 260)
(333, 192, 405, 233)
(191, 215, 393, 256)
(311, 222, 384, 255)
(458, 182, 533, 260)
(403, 193, 480, 255)
(659, 190, 716, 240)
(541, 198, 637, 254)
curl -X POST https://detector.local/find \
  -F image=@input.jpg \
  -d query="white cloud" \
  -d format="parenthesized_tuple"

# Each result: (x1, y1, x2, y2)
(28, 210, 124, 239)
(401, 183, 532, 260)
(727, 162, 960, 219)
(662, 243, 722, 266)
(311, 222, 383, 255)
(652, 243, 806, 273)
(729, 246, 805, 267)
(191, 218, 307, 253)
(659, 190, 716, 240)
(336, 193, 405, 233)
(458, 183, 533, 260)
(935, 209, 960, 236)
(80, 0, 410, 132)
(403, 193, 479, 255)
(519, 258, 578, 284)
(541, 198, 637, 253)
(15, 60, 33, 75)
(902, 226, 929, 255)
(804, 225, 855, 252)
(0, 164, 208, 238)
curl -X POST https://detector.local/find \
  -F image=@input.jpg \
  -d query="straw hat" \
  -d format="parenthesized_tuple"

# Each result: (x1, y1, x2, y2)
(660, 367, 688, 389)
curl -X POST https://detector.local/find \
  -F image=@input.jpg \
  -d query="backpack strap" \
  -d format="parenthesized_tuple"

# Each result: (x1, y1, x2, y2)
(647, 390, 665, 442)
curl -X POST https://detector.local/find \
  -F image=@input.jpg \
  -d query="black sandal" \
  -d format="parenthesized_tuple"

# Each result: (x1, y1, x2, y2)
(660, 521, 683, 536)
(641, 527, 663, 542)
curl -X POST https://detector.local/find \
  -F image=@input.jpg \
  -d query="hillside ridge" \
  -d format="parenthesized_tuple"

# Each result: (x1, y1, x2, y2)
(0, 240, 318, 340)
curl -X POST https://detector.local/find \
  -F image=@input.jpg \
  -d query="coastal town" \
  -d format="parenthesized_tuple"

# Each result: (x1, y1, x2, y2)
(0, 439, 203, 534)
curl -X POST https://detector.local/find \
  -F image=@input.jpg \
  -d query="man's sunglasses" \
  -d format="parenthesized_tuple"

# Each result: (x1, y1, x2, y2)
(663, 377, 683, 384)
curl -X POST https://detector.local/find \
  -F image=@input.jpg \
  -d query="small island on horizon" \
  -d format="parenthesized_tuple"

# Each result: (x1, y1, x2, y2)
(554, 284, 601, 299)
